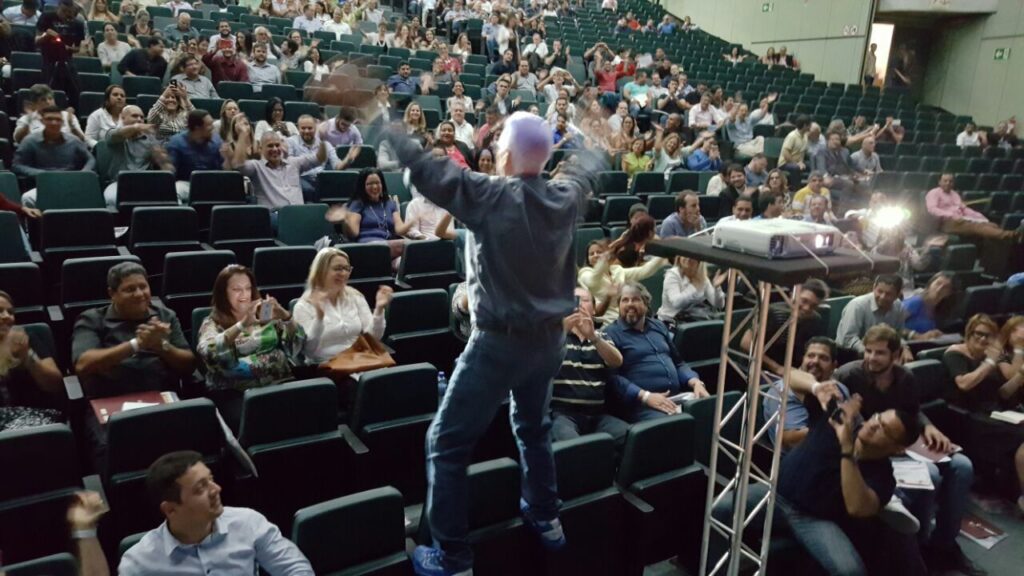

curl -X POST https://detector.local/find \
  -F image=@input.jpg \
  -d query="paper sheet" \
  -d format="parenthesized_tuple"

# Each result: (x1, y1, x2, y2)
(121, 401, 158, 411)
(960, 513, 1007, 550)
(892, 460, 934, 490)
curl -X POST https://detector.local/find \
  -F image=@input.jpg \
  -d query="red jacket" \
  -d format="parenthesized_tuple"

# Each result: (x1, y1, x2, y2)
(202, 52, 250, 84)
(0, 194, 26, 217)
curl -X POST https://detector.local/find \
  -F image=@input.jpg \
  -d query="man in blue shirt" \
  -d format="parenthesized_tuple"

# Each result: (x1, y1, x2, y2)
(120, 451, 313, 575)
(658, 191, 706, 238)
(165, 110, 223, 202)
(385, 112, 599, 576)
(603, 282, 709, 422)
(386, 62, 420, 95)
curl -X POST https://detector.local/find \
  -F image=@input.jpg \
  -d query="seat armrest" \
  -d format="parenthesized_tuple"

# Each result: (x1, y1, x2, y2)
(64, 375, 83, 400)
(30, 250, 43, 264)
(339, 424, 369, 454)
(200, 243, 215, 251)
(81, 474, 108, 503)
(116, 245, 132, 256)
(394, 280, 413, 290)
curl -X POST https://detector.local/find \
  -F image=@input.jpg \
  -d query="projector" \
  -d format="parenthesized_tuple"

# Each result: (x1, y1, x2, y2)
(711, 219, 840, 259)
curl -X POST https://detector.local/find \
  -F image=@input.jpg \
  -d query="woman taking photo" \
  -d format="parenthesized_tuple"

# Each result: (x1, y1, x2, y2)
(196, 266, 305, 431)
(254, 97, 297, 141)
(85, 84, 126, 149)
(0, 291, 64, 431)
(578, 232, 668, 323)
(329, 168, 416, 260)
(656, 256, 727, 325)
(293, 248, 394, 365)
(943, 314, 1024, 514)
(147, 82, 194, 142)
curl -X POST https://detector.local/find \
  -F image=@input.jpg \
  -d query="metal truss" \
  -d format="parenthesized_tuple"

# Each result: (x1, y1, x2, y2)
(699, 267, 803, 576)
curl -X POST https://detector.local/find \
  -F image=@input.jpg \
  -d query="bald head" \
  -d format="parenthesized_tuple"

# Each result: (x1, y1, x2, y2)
(120, 105, 144, 126)
(496, 112, 551, 177)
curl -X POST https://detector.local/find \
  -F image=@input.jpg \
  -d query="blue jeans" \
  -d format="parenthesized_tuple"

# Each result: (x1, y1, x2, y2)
(425, 325, 566, 571)
(897, 453, 973, 548)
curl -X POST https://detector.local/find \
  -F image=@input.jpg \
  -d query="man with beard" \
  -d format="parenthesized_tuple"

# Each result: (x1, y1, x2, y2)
(658, 191, 706, 238)
(288, 114, 357, 201)
(716, 163, 752, 220)
(603, 282, 710, 423)
(120, 451, 313, 574)
(247, 43, 282, 87)
(742, 279, 829, 377)
(762, 336, 843, 449)
(833, 325, 979, 576)
(836, 274, 913, 362)
(383, 112, 598, 575)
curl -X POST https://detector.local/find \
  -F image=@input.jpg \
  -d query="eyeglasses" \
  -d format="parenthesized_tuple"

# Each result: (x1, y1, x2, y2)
(330, 265, 353, 273)
(869, 413, 902, 444)
(970, 330, 993, 340)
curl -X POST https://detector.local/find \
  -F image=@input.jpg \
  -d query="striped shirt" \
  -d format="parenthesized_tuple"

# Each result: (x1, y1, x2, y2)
(551, 332, 617, 412)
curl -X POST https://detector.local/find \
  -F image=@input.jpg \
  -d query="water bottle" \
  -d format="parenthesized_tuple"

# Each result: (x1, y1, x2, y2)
(437, 371, 448, 398)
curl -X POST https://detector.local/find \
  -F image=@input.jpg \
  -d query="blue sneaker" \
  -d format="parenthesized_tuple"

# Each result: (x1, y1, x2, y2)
(411, 545, 473, 576)
(522, 510, 567, 551)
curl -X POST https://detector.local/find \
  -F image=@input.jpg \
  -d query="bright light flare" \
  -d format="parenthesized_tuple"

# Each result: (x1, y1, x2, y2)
(873, 206, 908, 229)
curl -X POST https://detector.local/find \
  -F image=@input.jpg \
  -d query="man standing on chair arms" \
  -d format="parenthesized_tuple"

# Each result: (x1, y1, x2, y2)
(382, 112, 596, 576)
(120, 451, 313, 575)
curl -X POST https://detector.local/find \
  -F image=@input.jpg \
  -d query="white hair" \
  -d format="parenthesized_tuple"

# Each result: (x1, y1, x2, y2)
(496, 112, 551, 176)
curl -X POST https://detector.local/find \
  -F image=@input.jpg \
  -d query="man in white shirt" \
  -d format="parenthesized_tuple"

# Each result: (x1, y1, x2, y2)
(323, 6, 353, 39)
(512, 59, 538, 94)
(607, 100, 629, 134)
(292, 4, 322, 35)
(955, 122, 985, 148)
(717, 195, 754, 223)
(2, 0, 39, 25)
(688, 93, 724, 131)
(287, 115, 358, 202)
(446, 101, 475, 150)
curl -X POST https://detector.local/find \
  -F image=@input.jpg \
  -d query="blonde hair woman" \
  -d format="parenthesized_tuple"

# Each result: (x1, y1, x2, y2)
(292, 248, 394, 364)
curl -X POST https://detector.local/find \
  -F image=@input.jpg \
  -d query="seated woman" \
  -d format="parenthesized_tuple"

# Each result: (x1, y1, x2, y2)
(0, 291, 64, 432)
(943, 314, 1024, 514)
(902, 271, 955, 339)
(293, 248, 394, 365)
(254, 97, 298, 142)
(435, 121, 475, 170)
(196, 266, 305, 431)
(656, 256, 727, 325)
(330, 168, 416, 260)
(147, 82, 194, 142)
(226, 114, 261, 160)
(621, 137, 653, 183)
(578, 227, 668, 324)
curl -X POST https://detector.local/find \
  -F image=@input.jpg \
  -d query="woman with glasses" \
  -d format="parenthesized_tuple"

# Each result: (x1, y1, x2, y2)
(293, 247, 394, 365)
(943, 313, 1024, 513)
(196, 265, 305, 431)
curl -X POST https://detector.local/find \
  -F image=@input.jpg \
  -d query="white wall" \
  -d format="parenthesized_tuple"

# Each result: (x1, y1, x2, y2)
(664, 0, 874, 85)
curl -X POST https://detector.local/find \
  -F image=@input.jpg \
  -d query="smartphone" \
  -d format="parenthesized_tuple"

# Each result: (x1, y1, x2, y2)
(574, 295, 581, 309)
(827, 397, 843, 424)
(892, 119, 902, 127)
(259, 301, 273, 323)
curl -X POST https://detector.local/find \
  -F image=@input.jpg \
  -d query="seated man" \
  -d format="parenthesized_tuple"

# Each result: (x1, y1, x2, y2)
(762, 336, 844, 449)
(836, 274, 914, 361)
(718, 375, 924, 575)
(288, 114, 358, 202)
(13, 105, 95, 207)
(224, 130, 326, 217)
(755, 193, 785, 219)
(812, 130, 864, 202)
(166, 110, 224, 203)
(717, 195, 754, 223)
(831, 325, 977, 575)
(550, 287, 628, 446)
(850, 136, 882, 189)
(603, 282, 709, 423)
(387, 62, 422, 95)
(804, 194, 835, 224)
(744, 153, 769, 189)
(120, 451, 313, 574)
(742, 279, 828, 377)
(791, 171, 833, 216)
(658, 191, 706, 237)
(716, 163, 752, 220)
(926, 172, 1022, 243)
(102, 105, 175, 208)
(171, 54, 219, 99)
(117, 37, 168, 79)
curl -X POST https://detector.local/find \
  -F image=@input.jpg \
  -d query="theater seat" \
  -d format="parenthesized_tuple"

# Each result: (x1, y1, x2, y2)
(34, 172, 105, 211)
(0, 262, 54, 325)
(40, 209, 121, 289)
(349, 363, 439, 502)
(128, 207, 205, 294)
(384, 289, 458, 373)
(252, 246, 317, 304)
(0, 425, 83, 564)
(237, 379, 354, 535)
(104, 398, 224, 547)
(208, 205, 279, 267)
(396, 239, 459, 291)
(161, 250, 237, 338)
(0, 212, 33, 264)
(293, 486, 412, 575)
(276, 203, 332, 246)
(616, 415, 706, 573)
(2, 553, 79, 576)
(336, 242, 395, 302)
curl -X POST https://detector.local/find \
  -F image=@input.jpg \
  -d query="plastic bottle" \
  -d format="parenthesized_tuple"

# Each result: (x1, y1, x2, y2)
(437, 371, 448, 398)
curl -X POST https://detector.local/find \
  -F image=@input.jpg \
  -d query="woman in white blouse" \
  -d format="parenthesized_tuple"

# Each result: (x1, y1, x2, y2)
(656, 256, 727, 325)
(97, 23, 131, 70)
(293, 248, 394, 364)
(85, 84, 126, 149)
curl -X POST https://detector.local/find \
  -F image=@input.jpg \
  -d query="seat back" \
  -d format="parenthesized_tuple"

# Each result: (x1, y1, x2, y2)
(0, 211, 31, 263)
(674, 320, 724, 362)
(904, 359, 951, 405)
(616, 414, 696, 489)
(238, 379, 338, 448)
(276, 203, 332, 245)
(292, 487, 410, 574)
(188, 171, 248, 203)
(60, 255, 141, 315)
(161, 250, 236, 335)
(41, 209, 116, 252)
(3, 553, 79, 576)
(0, 263, 46, 323)
(209, 205, 273, 242)
(384, 289, 450, 337)
(962, 284, 1004, 318)
(35, 172, 104, 210)
(252, 246, 317, 303)
(317, 170, 360, 204)
(115, 171, 178, 210)
(397, 240, 458, 290)
(350, 363, 439, 432)
(129, 206, 201, 247)
(554, 433, 616, 502)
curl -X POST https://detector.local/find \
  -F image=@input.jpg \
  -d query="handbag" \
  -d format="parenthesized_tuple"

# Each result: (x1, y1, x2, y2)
(320, 333, 396, 378)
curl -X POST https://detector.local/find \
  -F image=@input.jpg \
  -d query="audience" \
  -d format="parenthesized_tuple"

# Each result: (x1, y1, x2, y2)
(717, 195, 754, 223)
(836, 274, 913, 361)
(331, 168, 414, 259)
(926, 172, 1023, 243)
(740, 279, 829, 376)
(656, 256, 726, 325)
(171, 55, 218, 99)
(84, 84, 126, 149)
(196, 265, 305, 431)
(119, 451, 314, 574)
(944, 314, 1024, 515)
(13, 84, 85, 145)
(166, 109, 224, 202)
(147, 82, 194, 142)
(0, 290, 63, 432)
(248, 43, 282, 86)
(254, 97, 298, 141)
(14, 106, 95, 208)
(224, 129, 325, 214)
(658, 191, 706, 238)
(603, 282, 709, 423)
(901, 271, 955, 338)
(292, 247, 393, 364)
(102, 105, 174, 208)
(288, 114, 357, 201)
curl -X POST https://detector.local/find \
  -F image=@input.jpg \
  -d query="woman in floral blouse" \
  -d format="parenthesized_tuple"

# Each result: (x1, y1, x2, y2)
(0, 291, 64, 432)
(146, 82, 194, 143)
(197, 265, 305, 431)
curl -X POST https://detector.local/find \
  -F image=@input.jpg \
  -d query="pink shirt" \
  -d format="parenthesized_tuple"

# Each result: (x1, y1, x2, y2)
(925, 187, 986, 221)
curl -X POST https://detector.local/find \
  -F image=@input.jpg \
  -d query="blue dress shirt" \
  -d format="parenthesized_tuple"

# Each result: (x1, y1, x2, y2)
(603, 317, 699, 405)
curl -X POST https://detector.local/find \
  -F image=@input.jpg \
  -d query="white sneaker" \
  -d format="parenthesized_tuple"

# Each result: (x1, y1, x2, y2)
(879, 495, 919, 535)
